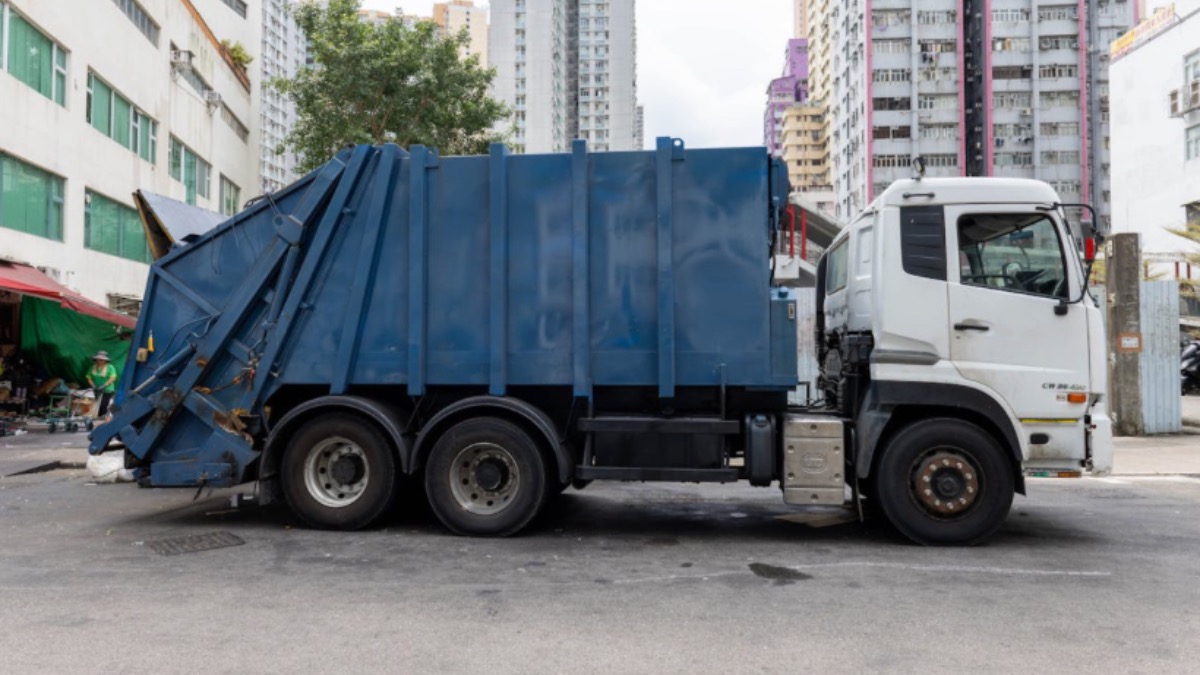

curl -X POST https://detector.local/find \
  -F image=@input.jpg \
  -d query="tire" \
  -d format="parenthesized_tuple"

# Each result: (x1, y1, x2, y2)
(280, 413, 398, 530)
(424, 417, 547, 537)
(48, 422, 57, 434)
(875, 418, 1015, 546)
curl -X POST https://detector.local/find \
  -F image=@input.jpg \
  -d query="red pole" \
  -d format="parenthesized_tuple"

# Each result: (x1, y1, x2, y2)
(801, 209, 808, 261)
(788, 206, 795, 258)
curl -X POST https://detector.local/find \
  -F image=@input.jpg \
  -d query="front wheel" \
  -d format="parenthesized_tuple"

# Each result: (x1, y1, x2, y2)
(424, 417, 547, 537)
(281, 413, 398, 530)
(875, 418, 1014, 546)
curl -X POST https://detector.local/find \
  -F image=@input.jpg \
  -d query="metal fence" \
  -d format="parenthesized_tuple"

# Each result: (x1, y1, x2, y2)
(1140, 280, 1182, 434)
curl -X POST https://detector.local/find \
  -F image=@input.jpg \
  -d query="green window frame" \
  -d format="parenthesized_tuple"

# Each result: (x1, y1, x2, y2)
(219, 175, 240, 216)
(0, 153, 65, 241)
(86, 70, 157, 164)
(84, 190, 151, 263)
(168, 136, 212, 205)
(2, 7, 67, 107)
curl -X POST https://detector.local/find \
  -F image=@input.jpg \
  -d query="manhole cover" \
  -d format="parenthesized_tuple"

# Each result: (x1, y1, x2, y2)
(148, 531, 245, 556)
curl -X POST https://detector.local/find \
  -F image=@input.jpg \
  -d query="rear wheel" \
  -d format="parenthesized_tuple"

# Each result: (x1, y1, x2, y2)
(424, 417, 547, 537)
(281, 413, 398, 530)
(875, 418, 1014, 546)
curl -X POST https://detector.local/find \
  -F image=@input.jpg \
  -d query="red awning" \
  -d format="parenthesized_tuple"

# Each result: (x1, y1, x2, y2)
(0, 260, 137, 329)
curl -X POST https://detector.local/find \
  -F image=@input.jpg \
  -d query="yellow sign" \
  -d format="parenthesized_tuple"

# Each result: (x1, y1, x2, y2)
(1111, 4, 1178, 61)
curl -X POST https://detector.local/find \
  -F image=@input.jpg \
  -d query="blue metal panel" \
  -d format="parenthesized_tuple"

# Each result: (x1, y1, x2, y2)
(1140, 280, 1181, 434)
(407, 146, 434, 395)
(656, 137, 678, 398)
(770, 288, 800, 384)
(571, 140, 591, 397)
(489, 143, 509, 395)
(332, 145, 401, 395)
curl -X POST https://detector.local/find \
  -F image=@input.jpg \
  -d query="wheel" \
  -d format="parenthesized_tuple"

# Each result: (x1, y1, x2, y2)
(280, 413, 398, 530)
(48, 422, 57, 434)
(874, 418, 1014, 546)
(67, 422, 79, 433)
(85, 420, 95, 432)
(424, 417, 547, 537)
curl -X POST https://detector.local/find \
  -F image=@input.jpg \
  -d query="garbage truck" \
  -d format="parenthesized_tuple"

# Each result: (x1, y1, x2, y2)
(89, 138, 1111, 545)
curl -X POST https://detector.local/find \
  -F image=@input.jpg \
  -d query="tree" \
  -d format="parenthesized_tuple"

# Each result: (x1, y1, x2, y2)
(274, 0, 509, 173)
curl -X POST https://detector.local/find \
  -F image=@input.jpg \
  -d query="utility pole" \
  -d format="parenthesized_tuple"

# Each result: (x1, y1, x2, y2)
(1106, 232, 1142, 436)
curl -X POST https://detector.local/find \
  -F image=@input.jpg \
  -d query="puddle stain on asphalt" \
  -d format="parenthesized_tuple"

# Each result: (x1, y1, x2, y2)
(748, 562, 812, 585)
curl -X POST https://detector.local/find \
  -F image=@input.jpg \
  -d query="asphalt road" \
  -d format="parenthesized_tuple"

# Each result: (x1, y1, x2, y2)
(2, 439, 1200, 673)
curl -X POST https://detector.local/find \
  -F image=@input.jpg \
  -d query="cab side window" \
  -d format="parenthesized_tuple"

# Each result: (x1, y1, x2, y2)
(957, 214, 1068, 299)
(826, 238, 849, 293)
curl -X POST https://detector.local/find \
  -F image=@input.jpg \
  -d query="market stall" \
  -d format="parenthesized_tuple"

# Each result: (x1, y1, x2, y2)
(0, 260, 135, 434)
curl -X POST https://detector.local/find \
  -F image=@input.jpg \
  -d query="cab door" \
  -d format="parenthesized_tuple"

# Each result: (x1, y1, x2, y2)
(945, 206, 1091, 459)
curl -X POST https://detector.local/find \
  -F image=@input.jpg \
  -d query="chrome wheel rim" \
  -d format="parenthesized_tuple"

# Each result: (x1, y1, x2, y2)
(448, 442, 521, 516)
(303, 436, 370, 508)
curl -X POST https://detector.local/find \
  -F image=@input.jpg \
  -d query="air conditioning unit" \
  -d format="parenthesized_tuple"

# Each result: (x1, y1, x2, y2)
(170, 50, 194, 69)
(204, 90, 222, 105)
(1040, 39, 1052, 49)
(1170, 89, 1181, 116)
(1070, 40, 1079, 49)
(1190, 80, 1200, 108)
(1020, 107, 1033, 116)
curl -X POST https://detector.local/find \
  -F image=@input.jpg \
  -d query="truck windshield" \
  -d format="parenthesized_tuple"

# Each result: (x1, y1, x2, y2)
(957, 214, 1068, 300)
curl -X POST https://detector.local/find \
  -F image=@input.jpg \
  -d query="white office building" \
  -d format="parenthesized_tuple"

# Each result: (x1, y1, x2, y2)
(1110, 1, 1200, 271)
(489, 0, 639, 153)
(0, 0, 260, 307)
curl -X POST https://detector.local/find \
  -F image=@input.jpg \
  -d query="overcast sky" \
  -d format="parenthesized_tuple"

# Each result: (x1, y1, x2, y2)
(360, 0, 794, 149)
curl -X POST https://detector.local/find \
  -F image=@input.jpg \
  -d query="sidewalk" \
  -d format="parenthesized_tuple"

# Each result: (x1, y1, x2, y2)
(1112, 434, 1200, 475)
(0, 431, 90, 477)
(1183, 395, 1200, 428)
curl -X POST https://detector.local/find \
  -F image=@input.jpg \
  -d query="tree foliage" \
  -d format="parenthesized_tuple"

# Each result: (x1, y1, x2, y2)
(274, 0, 509, 173)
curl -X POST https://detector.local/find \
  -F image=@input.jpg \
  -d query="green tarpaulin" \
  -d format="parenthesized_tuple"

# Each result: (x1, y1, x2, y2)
(20, 297, 131, 386)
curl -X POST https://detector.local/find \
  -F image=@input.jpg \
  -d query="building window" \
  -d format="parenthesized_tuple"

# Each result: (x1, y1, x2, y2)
(219, 175, 241, 216)
(925, 154, 958, 167)
(1041, 151, 1081, 164)
(84, 190, 151, 263)
(1040, 122, 1080, 136)
(1038, 5, 1078, 21)
(1039, 64, 1078, 78)
(112, 0, 159, 46)
(992, 37, 1032, 52)
(2, 7, 68, 107)
(872, 69, 911, 83)
(918, 95, 957, 110)
(993, 66, 1032, 80)
(920, 125, 958, 140)
(220, 105, 249, 143)
(1186, 51, 1200, 84)
(219, 0, 248, 18)
(168, 137, 212, 205)
(995, 152, 1034, 167)
(995, 92, 1033, 108)
(87, 72, 157, 163)
(1186, 125, 1200, 161)
(0, 153, 64, 241)
(992, 8, 1030, 22)
(918, 10, 956, 24)
(1039, 36, 1078, 51)
(1040, 90, 1080, 108)
(873, 40, 909, 54)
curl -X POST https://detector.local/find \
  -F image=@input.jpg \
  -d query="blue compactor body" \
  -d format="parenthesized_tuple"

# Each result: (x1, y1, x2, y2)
(90, 138, 801, 534)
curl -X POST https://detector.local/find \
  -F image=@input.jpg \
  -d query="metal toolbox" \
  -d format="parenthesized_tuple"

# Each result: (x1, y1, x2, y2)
(781, 414, 846, 505)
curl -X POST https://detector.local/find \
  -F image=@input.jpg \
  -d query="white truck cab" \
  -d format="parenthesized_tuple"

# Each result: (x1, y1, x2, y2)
(809, 177, 1111, 544)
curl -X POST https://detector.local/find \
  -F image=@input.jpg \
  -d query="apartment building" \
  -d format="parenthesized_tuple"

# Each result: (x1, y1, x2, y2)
(434, 1, 488, 67)
(827, 0, 1134, 222)
(489, 0, 639, 153)
(0, 0, 258, 305)
(764, 39, 809, 156)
